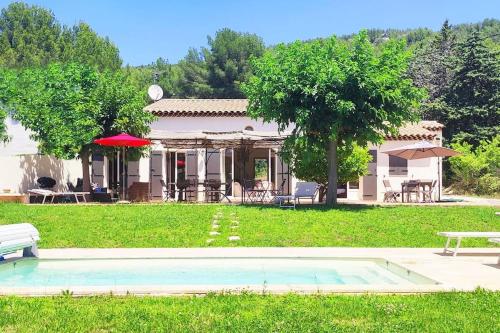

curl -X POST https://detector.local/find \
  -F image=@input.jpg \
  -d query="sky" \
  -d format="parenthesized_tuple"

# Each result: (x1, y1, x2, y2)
(0, 0, 499, 66)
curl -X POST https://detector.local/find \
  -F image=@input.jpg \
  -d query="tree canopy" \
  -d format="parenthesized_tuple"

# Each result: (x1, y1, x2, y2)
(244, 31, 426, 205)
(127, 28, 265, 99)
(281, 137, 371, 196)
(1, 63, 154, 191)
(409, 21, 500, 146)
(206, 28, 265, 98)
(0, 2, 121, 70)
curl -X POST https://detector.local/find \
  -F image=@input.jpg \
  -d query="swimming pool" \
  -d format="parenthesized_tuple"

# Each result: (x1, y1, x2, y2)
(0, 257, 437, 293)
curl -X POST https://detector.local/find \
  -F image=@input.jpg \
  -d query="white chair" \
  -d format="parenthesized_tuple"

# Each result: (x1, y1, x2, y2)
(383, 180, 401, 203)
(0, 223, 40, 258)
(275, 182, 320, 209)
(422, 180, 438, 203)
(438, 232, 500, 256)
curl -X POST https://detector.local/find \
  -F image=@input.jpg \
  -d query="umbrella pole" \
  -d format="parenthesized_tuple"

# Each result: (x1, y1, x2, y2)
(438, 156, 441, 202)
(122, 146, 126, 200)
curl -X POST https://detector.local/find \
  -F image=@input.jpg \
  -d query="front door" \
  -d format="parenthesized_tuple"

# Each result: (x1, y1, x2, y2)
(150, 151, 164, 200)
(362, 149, 378, 200)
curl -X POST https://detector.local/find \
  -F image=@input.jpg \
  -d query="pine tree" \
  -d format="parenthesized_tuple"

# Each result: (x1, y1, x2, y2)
(444, 31, 500, 145)
(409, 20, 457, 122)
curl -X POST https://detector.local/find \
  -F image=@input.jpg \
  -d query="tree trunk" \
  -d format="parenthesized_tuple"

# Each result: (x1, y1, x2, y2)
(325, 139, 338, 207)
(80, 146, 91, 193)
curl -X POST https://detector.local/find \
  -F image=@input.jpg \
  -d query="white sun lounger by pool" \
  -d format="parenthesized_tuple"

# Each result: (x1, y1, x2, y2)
(0, 223, 40, 258)
(438, 232, 500, 256)
(489, 238, 500, 264)
(275, 182, 320, 209)
(28, 189, 89, 204)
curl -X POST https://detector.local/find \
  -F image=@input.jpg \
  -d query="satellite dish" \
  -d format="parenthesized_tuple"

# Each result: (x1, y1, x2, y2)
(148, 84, 163, 101)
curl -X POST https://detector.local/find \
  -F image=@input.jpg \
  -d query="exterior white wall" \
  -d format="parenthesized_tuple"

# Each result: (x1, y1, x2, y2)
(0, 116, 39, 156)
(0, 116, 83, 194)
(367, 139, 441, 201)
(0, 155, 83, 193)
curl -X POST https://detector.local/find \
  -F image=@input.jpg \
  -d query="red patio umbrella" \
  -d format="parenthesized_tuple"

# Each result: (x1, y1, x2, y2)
(94, 133, 151, 200)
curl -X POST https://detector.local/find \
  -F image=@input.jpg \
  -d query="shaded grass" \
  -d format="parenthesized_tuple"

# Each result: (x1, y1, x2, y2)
(0, 203, 497, 248)
(0, 291, 498, 332)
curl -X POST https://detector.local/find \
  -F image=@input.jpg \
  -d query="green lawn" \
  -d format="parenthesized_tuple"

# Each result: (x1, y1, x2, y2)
(0, 203, 497, 248)
(0, 291, 498, 332)
(0, 203, 499, 332)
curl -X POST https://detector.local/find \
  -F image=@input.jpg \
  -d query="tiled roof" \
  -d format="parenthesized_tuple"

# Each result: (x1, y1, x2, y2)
(387, 122, 441, 140)
(420, 120, 445, 131)
(144, 99, 248, 117)
(144, 99, 442, 140)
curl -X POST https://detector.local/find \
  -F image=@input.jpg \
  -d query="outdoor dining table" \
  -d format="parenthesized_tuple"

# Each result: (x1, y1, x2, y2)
(401, 180, 434, 203)
(203, 182, 231, 203)
(244, 188, 269, 203)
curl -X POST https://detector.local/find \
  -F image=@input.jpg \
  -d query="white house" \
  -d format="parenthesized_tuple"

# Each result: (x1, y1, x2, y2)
(0, 98, 444, 202)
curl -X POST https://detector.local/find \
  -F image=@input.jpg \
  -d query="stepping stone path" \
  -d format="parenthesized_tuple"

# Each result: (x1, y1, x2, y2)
(205, 208, 241, 244)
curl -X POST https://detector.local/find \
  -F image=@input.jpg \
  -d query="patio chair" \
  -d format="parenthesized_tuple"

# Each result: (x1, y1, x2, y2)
(176, 179, 197, 202)
(243, 179, 258, 203)
(0, 223, 40, 258)
(383, 180, 401, 203)
(267, 179, 286, 203)
(160, 179, 174, 201)
(421, 180, 437, 203)
(275, 182, 320, 209)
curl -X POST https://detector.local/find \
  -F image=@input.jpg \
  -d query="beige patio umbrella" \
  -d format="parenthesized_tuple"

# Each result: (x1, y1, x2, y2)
(382, 141, 460, 201)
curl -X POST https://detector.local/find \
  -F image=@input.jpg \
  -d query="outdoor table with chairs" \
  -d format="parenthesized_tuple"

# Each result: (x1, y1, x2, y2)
(243, 180, 273, 204)
(383, 179, 437, 203)
(401, 179, 437, 203)
(161, 178, 232, 203)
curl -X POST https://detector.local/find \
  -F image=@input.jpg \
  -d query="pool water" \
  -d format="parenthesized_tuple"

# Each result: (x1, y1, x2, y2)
(0, 258, 435, 288)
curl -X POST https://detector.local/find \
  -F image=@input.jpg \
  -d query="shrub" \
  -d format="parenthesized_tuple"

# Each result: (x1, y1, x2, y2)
(449, 136, 500, 196)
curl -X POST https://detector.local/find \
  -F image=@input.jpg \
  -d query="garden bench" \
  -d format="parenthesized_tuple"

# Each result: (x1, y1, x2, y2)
(437, 232, 500, 256)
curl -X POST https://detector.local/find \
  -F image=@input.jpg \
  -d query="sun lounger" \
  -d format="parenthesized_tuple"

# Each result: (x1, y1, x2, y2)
(489, 238, 500, 264)
(275, 182, 320, 209)
(0, 223, 40, 258)
(28, 189, 89, 204)
(438, 232, 500, 256)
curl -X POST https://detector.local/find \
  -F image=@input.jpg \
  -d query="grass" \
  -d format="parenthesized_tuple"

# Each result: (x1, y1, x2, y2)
(0, 291, 498, 332)
(0, 203, 497, 248)
(0, 203, 498, 332)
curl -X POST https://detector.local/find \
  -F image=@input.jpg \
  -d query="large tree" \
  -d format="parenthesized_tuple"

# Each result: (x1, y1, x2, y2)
(409, 20, 456, 121)
(0, 2, 121, 70)
(60, 22, 121, 72)
(244, 31, 425, 206)
(2, 63, 153, 191)
(177, 48, 213, 98)
(443, 31, 499, 145)
(0, 2, 61, 67)
(207, 28, 265, 98)
(280, 137, 371, 200)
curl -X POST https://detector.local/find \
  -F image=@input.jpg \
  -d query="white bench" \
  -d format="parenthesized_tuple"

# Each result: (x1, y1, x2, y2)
(0, 223, 40, 258)
(438, 232, 500, 256)
(490, 238, 500, 264)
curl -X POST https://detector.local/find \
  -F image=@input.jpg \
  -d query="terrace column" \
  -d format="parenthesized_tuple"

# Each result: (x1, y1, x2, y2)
(220, 148, 226, 193)
(197, 149, 206, 202)
(268, 148, 272, 182)
(274, 149, 278, 190)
